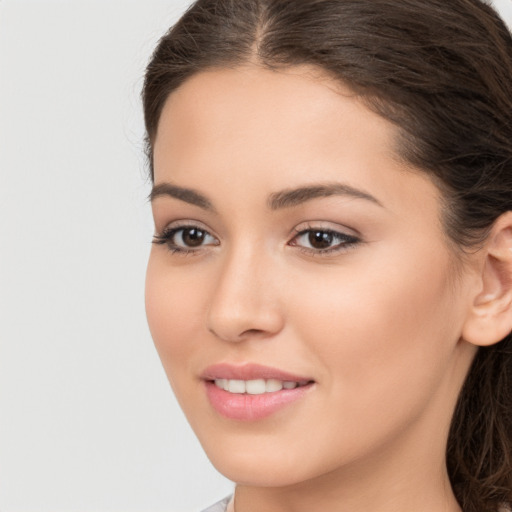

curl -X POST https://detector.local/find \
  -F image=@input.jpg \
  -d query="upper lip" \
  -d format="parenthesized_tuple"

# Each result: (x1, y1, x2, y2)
(200, 363, 313, 384)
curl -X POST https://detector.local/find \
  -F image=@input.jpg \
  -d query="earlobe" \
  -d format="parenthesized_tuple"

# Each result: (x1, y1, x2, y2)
(462, 211, 512, 347)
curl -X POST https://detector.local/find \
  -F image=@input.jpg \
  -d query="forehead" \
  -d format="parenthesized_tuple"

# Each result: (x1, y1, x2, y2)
(153, 64, 401, 177)
(159, 64, 354, 121)
(152, 65, 443, 222)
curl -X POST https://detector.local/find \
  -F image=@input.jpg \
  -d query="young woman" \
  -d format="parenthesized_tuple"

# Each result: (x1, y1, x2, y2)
(142, 1, 512, 511)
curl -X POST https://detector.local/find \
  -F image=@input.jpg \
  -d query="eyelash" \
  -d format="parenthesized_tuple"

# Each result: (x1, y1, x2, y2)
(152, 224, 361, 256)
(152, 225, 218, 255)
(289, 226, 361, 255)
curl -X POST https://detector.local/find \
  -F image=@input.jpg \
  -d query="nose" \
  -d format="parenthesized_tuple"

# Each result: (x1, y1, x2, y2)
(206, 247, 284, 343)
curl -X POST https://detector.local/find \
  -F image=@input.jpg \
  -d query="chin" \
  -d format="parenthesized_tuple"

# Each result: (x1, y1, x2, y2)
(194, 426, 344, 488)
(209, 453, 312, 488)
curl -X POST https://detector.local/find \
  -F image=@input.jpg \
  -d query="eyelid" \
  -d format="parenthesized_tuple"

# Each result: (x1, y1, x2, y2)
(152, 219, 361, 256)
(288, 222, 362, 255)
(290, 220, 361, 238)
(152, 221, 219, 254)
(155, 218, 213, 234)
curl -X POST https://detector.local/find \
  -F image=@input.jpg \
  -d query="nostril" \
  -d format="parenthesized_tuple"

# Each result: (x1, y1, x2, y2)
(240, 328, 266, 337)
(208, 325, 267, 342)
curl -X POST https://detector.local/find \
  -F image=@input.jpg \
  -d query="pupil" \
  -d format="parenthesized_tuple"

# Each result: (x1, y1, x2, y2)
(182, 228, 205, 247)
(309, 231, 333, 249)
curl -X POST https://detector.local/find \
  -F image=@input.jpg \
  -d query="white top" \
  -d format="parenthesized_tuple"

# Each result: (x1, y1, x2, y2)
(201, 495, 234, 512)
(200, 494, 511, 512)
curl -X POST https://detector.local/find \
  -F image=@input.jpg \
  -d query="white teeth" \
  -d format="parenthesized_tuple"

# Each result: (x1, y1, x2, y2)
(265, 379, 283, 392)
(246, 379, 266, 395)
(228, 379, 246, 393)
(214, 378, 303, 394)
(214, 379, 228, 390)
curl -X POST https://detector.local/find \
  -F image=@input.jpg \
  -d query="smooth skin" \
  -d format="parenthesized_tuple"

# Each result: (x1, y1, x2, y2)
(146, 65, 512, 512)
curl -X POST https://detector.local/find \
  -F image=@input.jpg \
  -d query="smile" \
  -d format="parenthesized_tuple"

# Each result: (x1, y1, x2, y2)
(201, 364, 314, 421)
(213, 378, 305, 394)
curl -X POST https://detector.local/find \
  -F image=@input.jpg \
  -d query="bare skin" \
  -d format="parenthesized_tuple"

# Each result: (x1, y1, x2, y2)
(146, 65, 512, 512)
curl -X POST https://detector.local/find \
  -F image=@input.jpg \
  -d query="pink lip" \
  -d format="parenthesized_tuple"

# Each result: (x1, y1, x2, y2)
(200, 363, 312, 383)
(201, 363, 314, 421)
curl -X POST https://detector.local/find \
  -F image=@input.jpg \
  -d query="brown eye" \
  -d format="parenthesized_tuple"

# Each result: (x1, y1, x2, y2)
(290, 228, 360, 254)
(308, 231, 334, 249)
(152, 225, 218, 253)
(180, 228, 206, 247)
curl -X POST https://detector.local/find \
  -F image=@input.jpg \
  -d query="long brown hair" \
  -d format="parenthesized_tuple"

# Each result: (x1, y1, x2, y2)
(142, 1, 512, 510)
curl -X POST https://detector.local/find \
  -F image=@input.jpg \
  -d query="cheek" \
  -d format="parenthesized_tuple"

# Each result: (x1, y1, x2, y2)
(288, 248, 460, 414)
(145, 255, 207, 379)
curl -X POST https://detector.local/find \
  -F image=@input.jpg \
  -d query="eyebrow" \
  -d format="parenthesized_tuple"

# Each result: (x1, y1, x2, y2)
(149, 183, 215, 211)
(149, 181, 383, 211)
(268, 183, 383, 210)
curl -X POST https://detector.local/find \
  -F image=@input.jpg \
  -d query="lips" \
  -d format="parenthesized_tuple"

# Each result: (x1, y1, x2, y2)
(201, 363, 314, 421)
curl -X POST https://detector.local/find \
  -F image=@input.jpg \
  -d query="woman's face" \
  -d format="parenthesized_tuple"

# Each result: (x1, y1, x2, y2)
(146, 66, 477, 487)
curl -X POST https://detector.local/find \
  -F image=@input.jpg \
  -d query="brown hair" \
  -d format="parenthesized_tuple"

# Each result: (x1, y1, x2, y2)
(142, 1, 512, 510)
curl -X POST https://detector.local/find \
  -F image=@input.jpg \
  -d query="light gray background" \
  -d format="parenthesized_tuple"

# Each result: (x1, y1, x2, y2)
(0, 1, 510, 511)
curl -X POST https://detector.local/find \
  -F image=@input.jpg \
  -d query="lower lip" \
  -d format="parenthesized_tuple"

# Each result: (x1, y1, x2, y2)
(204, 381, 312, 421)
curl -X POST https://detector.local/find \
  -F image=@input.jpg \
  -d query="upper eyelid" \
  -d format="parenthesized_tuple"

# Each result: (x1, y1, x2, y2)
(293, 227, 358, 238)
(291, 229, 360, 244)
(289, 231, 361, 257)
(155, 221, 361, 247)
(160, 225, 219, 243)
(157, 219, 215, 235)
(291, 221, 361, 238)
(152, 225, 219, 253)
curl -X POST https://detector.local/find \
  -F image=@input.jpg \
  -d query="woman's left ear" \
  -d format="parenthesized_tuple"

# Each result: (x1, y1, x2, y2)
(462, 211, 512, 347)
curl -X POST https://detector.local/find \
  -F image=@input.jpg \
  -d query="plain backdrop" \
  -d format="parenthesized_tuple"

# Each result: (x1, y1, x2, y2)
(0, 1, 510, 511)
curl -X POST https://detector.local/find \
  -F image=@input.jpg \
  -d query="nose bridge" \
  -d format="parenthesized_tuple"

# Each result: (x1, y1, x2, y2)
(206, 238, 283, 342)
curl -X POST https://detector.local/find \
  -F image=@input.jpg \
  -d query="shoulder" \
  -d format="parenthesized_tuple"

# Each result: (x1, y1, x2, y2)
(200, 495, 233, 512)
